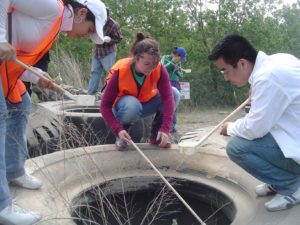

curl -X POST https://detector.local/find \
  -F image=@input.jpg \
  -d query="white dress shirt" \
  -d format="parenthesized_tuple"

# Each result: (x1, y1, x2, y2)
(228, 51, 300, 162)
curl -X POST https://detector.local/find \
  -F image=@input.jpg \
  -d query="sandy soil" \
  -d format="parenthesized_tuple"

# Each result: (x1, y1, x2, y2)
(176, 106, 247, 136)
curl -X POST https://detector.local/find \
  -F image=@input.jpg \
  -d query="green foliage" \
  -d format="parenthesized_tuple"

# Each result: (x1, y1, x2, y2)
(56, 0, 300, 106)
(56, 36, 93, 78)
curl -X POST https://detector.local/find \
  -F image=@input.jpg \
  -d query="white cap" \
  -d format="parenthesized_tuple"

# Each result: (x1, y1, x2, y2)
(76, 0, 107, 44)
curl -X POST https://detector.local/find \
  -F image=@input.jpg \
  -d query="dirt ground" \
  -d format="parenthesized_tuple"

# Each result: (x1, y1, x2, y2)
(176, 106, 247, 136)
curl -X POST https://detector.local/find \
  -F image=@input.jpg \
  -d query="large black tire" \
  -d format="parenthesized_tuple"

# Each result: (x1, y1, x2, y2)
(62, 106, 150, 146)
(27, 100, 152, 157)
(27, 104, 63, 157)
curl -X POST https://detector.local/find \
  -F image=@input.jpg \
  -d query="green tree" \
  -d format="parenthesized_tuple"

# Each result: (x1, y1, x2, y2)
(55, 0, 300, 106)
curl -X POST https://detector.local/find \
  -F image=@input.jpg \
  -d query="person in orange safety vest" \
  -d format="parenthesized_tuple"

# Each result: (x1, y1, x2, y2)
(0, 1, 107, 224)
(101, 32, 181, 151)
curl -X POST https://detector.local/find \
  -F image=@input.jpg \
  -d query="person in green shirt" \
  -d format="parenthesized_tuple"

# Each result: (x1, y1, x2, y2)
(161, 47, 186, 133)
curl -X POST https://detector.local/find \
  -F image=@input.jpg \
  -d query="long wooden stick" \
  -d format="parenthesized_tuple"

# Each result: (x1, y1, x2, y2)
(179, 98, 250, 151)
(15, 59, 76, 100)
(130, 141, 206, 225)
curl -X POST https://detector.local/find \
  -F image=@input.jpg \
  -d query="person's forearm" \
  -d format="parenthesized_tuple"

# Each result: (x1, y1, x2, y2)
(100, 72, 123, 134)
(157, 67, 174, 133)
(109, 39, 121, 45)
(175, 70, 183, 78)
(19, 67, 46, 84)
(101, 98, 123, 134)
(108, 30, 122, 44)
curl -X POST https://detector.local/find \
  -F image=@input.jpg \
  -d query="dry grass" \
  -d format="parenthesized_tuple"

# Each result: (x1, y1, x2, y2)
(50, 49, 88, 90)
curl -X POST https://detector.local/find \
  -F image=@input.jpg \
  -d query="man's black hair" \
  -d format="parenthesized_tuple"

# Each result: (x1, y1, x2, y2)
(208, 34, 258, 67)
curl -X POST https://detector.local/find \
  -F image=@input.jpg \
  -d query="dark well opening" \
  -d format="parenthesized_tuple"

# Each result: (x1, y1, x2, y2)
(64, 107, 99, 113)
(72, 176, 235, 225)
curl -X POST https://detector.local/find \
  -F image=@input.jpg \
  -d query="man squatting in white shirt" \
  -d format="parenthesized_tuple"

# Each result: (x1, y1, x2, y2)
(208, 34, 300, 212)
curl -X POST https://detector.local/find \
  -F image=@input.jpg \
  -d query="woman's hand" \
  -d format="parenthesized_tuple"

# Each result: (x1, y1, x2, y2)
(220, 123, 229, 136)
(174, 65, 180, 71)
(118, 130, 132, 143)
(36, 72, 61, 92)
(156, 131, 169, 147)
(0, 42, 16, 62)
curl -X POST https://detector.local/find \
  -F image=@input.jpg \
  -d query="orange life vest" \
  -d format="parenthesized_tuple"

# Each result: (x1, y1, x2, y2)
(0, 1, 64, 104)
(106, 57, 133, 83)
(112, 58, 162, 106)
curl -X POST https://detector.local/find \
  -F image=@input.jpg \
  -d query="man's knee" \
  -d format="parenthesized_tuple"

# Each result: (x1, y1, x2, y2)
(226, 136, 249, 160)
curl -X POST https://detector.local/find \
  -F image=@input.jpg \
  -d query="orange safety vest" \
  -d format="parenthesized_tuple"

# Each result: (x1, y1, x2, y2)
(106, 57, 133, 83)
(112, 58, 162, 106)
(0, 1, 64, 104)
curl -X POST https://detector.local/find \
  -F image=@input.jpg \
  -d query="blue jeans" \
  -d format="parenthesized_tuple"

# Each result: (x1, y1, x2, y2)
(227, 133, 300, 195)
(5, 92, 31, 181)
(88, 52, 116, 95)
(113, 87, 180, 126)
(0, 80, 9, 211)
(170, 83, 181, 132)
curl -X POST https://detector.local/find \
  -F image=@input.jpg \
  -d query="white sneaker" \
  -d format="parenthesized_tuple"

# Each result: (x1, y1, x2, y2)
(265, 187, 300, 211)
(255, 183, 277, 197)
(0, 203, 41, 225)
(10, 173, 42, 190)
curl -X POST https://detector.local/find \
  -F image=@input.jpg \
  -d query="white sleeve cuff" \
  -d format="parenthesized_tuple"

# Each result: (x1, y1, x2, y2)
(20, 67, 44, 84)
(227, 122, 235, 136)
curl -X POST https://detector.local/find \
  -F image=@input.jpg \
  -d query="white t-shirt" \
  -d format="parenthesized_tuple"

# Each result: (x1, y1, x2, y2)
(1, 0, 61, 51)
(228, 51, 300, 162)
(0, 0, 62, 83)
